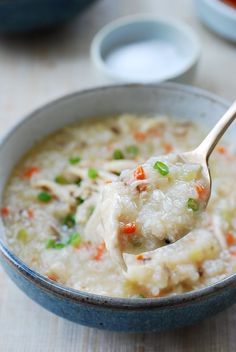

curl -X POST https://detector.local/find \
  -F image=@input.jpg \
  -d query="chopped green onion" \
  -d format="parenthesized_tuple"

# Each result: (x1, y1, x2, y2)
(67, 232, 81, 247)
(38, 191, 52, 203)
(138, 294, 146, 298)
(46, 239, 55, 248)
(88, 206, 95, 216)
(63, 214, 76, 228)
(221, 210, 233, 222)
(54, 242, 66, 249)
(54, 175, 68, 185)
(88, 168, 98, 179)
(154, 161, 169, 176)
(46, 239, 65, 249)
(113, 171, 121, 176)
(75, 179, 81, 186)
(69, 156, 81, 165)
(113, 149, 124, 160)
(187, 198, 199, 211)
(17, 229, 28, 242)
(125, 145, 139, 158)
(76, 196, 84, 205)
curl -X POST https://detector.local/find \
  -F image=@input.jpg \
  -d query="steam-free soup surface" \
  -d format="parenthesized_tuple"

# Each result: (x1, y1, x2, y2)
(2, 114, 236, 298)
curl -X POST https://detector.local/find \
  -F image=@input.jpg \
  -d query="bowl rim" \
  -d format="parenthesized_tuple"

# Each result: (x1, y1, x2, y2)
(90, 15, 201, 83)
(0, 82, 234, 310)
(203, 0, 236, 19)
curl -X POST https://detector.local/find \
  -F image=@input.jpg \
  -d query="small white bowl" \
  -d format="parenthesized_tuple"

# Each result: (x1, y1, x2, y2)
(91, 15, 200, 83)
(194, 0, 236, 42)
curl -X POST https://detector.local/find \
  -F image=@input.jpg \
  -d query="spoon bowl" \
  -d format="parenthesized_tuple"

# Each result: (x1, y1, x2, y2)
(182, 99, 236, 208)
(104, 99, 236, 266)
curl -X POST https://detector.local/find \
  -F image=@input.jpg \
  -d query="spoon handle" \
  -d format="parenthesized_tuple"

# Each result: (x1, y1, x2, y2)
(196, 100, 236, 161)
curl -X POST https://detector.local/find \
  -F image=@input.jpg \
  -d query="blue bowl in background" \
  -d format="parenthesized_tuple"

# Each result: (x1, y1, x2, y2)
(194, 0, 236, 42)
(0, 0, 97, 34)
(0, 83, 235, 332)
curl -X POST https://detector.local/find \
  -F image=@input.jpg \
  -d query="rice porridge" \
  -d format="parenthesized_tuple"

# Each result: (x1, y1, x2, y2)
(2, 114, 236, 298)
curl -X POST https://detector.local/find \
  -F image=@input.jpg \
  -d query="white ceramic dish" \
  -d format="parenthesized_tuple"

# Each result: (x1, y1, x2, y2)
(91, 16, 200, 83)
(194, 0, 236, 42)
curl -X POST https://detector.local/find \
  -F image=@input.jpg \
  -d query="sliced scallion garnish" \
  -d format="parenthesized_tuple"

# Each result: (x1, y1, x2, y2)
(38, 191, 52, 203)
(63, 213, 76, 228)
(187, 198, 199, 211)
(69, 156, 81, 165)
(153, 161, 169, 176)
(125, 145, 139, 158)
(113, 149, 124, 160)
(88, 168, 98, 179)
(54, 175, 68, 185)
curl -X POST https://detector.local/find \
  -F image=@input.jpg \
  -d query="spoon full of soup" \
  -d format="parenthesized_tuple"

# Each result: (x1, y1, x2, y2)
(88, 100, 236, 270)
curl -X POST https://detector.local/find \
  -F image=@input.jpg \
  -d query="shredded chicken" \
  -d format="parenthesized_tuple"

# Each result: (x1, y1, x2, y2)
(103, 160, 137, 174)
(76, 193, 99, 225)
(212, 214, 227, 250)
(86, 183, 127, 269)
(34, 180, 80, 206)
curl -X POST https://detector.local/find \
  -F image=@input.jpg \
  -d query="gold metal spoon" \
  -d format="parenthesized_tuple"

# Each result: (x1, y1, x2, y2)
(182, 100, 236, 205)
(97, 101, 236, 270)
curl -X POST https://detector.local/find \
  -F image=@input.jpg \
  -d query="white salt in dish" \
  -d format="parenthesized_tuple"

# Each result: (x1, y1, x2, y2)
(91, 16, 200, 83)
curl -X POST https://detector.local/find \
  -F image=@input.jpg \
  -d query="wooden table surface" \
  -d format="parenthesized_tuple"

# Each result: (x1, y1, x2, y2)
(0, 1, 235, 351)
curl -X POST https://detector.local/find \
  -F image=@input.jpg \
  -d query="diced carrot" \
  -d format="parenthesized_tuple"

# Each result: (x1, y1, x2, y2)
(27, 208, 34, 219)
(106, 143, 113, 152)
(93, 242, 106, 260)
(196, 184, 205, 194)
(137, 184, 147, 192)
(226, 231, 235, 246)
(147, 127, 162, 138)
(136, 254, 144, 261)
(1, 207, 9, 217)
(47, 273, 59, 282)
(122, 222, 136, 235)
(133, 131, 147, 141)
(230, 249, 236, 256)
(23, 166, 41, 178)
(163, 143, 173, 154)
(134, 128, 162, 141)
(134, 166, 146, 180)
(216, 146, 226, 154)
(105, 180, 112, 184)
(195, 184, 207, 199)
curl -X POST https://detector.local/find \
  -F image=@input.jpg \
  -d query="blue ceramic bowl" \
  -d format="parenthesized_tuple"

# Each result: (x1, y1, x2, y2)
(194, 0, 236, 42)
(0, 83, 235, 333)
(0, 0, 97, 34)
